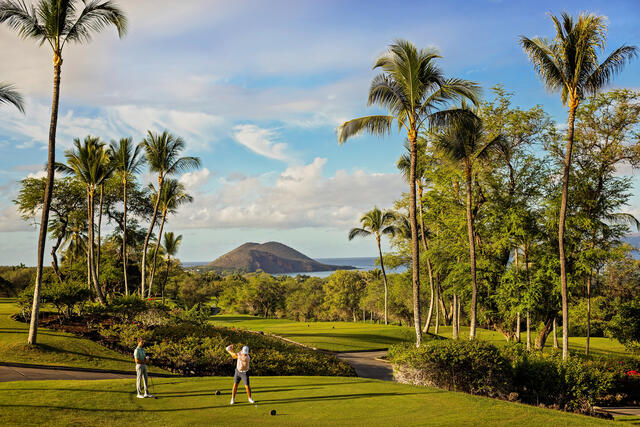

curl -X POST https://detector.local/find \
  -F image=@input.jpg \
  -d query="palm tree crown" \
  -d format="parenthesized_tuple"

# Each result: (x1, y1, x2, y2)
(108, 137, 145, 180)
(349, 207, 397, 241)
(163, 232, 182, 259)
(142, 131, 201, 183)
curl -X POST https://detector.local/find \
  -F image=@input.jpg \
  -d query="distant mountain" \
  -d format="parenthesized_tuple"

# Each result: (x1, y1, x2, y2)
(207, 241, 356, 274)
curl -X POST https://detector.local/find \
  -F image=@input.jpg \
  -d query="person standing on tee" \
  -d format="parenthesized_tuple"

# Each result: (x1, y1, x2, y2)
(225, 344, 254, 405)
(134, 338, 154, 398)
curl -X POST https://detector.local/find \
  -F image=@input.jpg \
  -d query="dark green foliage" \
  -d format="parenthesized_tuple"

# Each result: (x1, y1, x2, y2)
(390, 339, 640, 413)
(388, 339, 512, 398)
(607, 298, 640, 353)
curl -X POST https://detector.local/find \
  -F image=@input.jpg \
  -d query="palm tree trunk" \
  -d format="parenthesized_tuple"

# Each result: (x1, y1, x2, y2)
(149, 209, 167, 298)
(457, 296, 461, 336)
(434, 284, 440, 335)
(452, 293, 458, 340)
(96, 185, 103, 283)
(586, 271, 592, 356)
(88, 189, 106, 304)
(141, 176, 163, 297)
(86, 247, 91, 289)
(439, 289, 449, 326)
(525, 245, 531, 350)
(558, 102, 577, 360)
(553, 317, 559, 349)
(28, 59, 62, 345)
(162, 255, 170, 304)
(465, 163, 478, 339)
(516, 312, 521, 342)
(408, 130, 421, 347)
(376, 236, 389, 325)
(418, 185, 435, 334)
(122, 178, 129, 295)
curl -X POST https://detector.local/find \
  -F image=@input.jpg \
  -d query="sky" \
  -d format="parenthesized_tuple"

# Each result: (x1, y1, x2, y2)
(1, 0, 639, 264)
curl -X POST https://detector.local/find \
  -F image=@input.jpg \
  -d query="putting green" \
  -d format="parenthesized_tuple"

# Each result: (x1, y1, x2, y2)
(0, 376, 614, 426)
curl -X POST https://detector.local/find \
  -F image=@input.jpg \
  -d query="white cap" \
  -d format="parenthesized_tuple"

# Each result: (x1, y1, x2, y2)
(241, 346, 249, 354)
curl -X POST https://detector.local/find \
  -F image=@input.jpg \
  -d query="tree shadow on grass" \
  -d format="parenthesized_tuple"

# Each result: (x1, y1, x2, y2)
(0, 391, 428, 413)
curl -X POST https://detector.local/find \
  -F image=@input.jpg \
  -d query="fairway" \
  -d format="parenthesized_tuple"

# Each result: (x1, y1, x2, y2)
(0, 298, 170, 373)
(211, 314, 629, 356)
(0, 376, 615, 426)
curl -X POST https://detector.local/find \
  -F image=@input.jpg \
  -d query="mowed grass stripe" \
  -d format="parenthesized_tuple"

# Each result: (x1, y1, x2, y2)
(0, 376, 613, 426)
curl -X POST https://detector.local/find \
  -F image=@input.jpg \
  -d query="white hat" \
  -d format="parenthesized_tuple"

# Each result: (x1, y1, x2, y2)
(241, 346, 249, 354)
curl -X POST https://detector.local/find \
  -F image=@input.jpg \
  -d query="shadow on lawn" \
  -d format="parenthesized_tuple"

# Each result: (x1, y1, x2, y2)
(0, 391, 428, 413)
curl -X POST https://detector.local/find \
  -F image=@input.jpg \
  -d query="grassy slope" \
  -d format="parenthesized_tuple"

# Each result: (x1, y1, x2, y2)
(211, 314, 629, 356)
(0, 298, 171, 373)
(0, 376, 615, 427)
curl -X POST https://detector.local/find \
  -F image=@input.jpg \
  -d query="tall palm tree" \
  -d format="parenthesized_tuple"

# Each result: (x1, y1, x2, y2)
(397, 141, 437, 333)
(57, 136, 113, 305)
(520, 12, 637, 359)
(338, 40, 480, 346)
(148, 179, 192, 297)
(161, 231, 182, 303)
(433, 106, 504, 339)
(140, 130, 200, 297)
(108, 138, 145, 295)
(338, 40, 479, 346)
(349, 207, 396, 325)
(0, 0, 126, 344)
(0, 82, 24, 112)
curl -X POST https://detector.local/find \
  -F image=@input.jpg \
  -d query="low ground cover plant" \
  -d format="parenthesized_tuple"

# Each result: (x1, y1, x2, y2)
(389, 340, 640, 415)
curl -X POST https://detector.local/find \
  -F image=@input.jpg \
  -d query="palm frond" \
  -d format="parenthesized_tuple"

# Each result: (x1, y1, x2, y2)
(585, 45, 638, 94)
(0, 82, 25, 112)
(0, 0, 45, 42)
(520, 36, 566, 94)
(610, 212, 640, 232)
(64, 0, 127, 46)
(348, 227, 371, 240)
(337, 115, 395, 144)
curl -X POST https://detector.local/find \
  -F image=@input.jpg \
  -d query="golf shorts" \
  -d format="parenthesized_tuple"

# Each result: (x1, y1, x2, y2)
(234, 369, 250, 386)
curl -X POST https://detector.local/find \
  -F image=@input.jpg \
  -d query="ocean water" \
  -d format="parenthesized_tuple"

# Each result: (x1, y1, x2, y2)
(182, 257, 408, 278)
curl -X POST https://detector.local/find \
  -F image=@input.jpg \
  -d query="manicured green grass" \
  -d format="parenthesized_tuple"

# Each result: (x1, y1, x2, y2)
(0, 298, 171, 373)
(212, 314, 629, 357)
(210, 315, 416, 351)
(0, 376, 617, 426)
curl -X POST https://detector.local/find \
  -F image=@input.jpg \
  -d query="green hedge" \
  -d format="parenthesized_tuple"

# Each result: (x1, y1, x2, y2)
(389, 340, 640, 414)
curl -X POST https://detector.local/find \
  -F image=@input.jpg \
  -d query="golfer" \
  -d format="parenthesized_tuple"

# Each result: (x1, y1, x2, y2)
(225, 344, 254, 404)
(134, 338, 154, 398)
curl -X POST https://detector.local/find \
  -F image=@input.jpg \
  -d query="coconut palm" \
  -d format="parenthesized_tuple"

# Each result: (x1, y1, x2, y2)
(349, 207, 396, 325)
(520, 12, 637, 359)
(397, 141, 437, 333)
(140, 131, 200, 297)
(57, 136, 113, 304)
(147, 179, 193, 297)
(161, 231, 182, 303)
(433, 106, 504, 339)
(108, 138, 145, 295)
(338, 39, 480, 346)
(0, 82, 24, 112)
(0, 0, 126, 344)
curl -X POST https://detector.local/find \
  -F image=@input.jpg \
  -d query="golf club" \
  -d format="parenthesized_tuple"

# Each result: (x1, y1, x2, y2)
(148, 364, 158, 399)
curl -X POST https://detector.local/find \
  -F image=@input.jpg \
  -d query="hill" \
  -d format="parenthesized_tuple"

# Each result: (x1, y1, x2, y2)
(207, 241, 355, 274)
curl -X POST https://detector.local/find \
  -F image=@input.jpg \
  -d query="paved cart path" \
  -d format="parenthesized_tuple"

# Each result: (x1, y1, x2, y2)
(335, 350, 393, 381)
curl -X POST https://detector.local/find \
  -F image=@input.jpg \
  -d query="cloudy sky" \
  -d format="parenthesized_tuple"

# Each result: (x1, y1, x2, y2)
(1, 0, 639, 264)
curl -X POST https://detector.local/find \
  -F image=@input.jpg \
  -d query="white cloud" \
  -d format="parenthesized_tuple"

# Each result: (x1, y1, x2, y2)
(232, 124, 292, 162)
(179, 168, 213, 190)
(166, 157, 405, 230)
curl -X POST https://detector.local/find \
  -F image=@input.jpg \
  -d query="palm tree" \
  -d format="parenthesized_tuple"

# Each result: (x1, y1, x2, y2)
(0, 0, 126, 344)
(147, 179, 192, 297)
(520, 12, 637, 359)
(338, 39, 480, 346)
(349, 207, 396, 325)
(57, 136, 113, 305)
(108, 138, 145, 295)
(140, 131, 200, 297)
(0, 82, 24, 112)
(397, 140, 437, 333)
(433, 106, 503, 339)
(161, 231, 182, 303)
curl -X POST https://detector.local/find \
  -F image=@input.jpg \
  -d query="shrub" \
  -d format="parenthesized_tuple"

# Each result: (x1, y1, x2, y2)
(389, 339, 512, 398)
(42, 281, 91, 319)
(607, 298, 640, 353)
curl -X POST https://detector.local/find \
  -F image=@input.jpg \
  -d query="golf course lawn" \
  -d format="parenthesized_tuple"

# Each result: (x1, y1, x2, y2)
(211, 314, 630, 357)
(0, 298, 170, 373)
(0, 376, 618, 426)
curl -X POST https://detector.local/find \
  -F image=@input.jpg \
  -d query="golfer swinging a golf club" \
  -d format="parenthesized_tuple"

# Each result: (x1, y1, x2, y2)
(226, 344, 254, 405)
(134, 338, 154, 398)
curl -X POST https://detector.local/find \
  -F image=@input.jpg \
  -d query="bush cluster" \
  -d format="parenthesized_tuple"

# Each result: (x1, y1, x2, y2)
(389, 340, 640, 414)
(17, 281, 90, 320)
(94, 302, 355, 377)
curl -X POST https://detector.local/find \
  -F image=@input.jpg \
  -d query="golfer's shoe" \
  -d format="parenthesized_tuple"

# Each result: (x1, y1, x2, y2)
(144, 394, 155, 398)
(230, 398, 235, 405)
(248, 398, 255, 404)
(136, 394, 145, 399)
